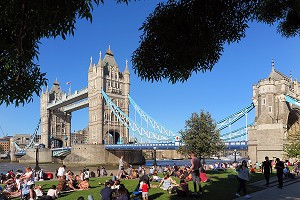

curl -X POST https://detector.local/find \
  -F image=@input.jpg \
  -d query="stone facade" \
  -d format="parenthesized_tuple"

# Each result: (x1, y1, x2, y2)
(39, 47, 130, 147)
(248, 62, 300, 162)
(40, 81, 71, 148)
(87, 48, 130, 144)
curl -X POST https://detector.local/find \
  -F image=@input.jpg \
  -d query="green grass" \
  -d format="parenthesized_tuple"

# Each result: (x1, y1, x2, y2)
(7, 170, 266, 200)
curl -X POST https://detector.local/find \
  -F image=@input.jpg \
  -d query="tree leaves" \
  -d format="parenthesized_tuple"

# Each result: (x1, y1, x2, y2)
(132, 1, 256, 83)
(132, 0, 300, 83)
(178, 111, 225, 158)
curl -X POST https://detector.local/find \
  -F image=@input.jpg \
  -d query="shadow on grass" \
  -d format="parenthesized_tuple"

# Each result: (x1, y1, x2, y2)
(167, 170, 265, 200)
(149, 192, 164, 199)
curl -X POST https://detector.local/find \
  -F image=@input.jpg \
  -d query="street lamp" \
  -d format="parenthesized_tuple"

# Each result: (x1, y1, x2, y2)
(234, 149, 237, 163)
(34, 144, 41, 171)
(153, 146, 157, 166)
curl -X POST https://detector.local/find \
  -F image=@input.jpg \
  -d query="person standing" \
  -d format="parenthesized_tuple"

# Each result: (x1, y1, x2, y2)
(140, 179, 149, 200)
(190, 152, 202, 194)
(57, 165, 66, 180)
(235, 160, 251, 198)
(119, 156, 124, 171)
(261, 156, 272, 186)
(97, 166, 101, 177)
(275, 158, 284, 189)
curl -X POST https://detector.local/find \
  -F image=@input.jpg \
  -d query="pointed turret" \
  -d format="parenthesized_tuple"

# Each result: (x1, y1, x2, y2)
(89, 56, 93, 71)
(98, 51, 102, 66)
(268, 59, 289, 81)
(103, 45, 118, 67)
(124, 59, 130, 74)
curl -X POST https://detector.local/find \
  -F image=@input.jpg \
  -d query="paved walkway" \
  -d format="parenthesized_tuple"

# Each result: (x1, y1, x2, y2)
(236, 175, 300, 200)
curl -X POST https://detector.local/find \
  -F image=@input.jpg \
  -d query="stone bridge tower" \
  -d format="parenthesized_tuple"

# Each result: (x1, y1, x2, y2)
(248, 61, 300, 162)
(40, 47, 130, 150)
(88, 47, 130, 144)
(40, 80, 71, 148)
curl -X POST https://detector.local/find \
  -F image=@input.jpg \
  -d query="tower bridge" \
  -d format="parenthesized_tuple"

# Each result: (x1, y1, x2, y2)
(10, 48, 300, 164)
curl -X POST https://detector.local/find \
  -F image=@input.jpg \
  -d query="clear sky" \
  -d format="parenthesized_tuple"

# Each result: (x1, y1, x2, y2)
(1, 1, 300, 140)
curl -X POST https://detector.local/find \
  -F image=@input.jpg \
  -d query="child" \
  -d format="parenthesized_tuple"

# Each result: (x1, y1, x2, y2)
(140, 180, 149, 200)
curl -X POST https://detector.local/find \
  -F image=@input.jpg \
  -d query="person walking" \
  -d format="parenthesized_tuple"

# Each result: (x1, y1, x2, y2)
(190, 152, 202, 194)
(235, 160, 251, 198)
(119, 156, 124, 171)
(275, 158, 284, 189)
(262, 156, 272, 186)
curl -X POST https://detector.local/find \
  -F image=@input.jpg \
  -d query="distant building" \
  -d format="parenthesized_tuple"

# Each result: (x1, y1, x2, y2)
(0, 136, 12, 153)
(71, 128, 89, 145)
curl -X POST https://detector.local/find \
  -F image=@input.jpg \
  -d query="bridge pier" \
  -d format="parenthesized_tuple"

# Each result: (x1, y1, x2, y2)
(63, 144, 145, 165)
(18, 148, 54, 163)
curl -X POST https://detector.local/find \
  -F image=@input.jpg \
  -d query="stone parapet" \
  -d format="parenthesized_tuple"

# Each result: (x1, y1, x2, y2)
(63, 144, 145, 165)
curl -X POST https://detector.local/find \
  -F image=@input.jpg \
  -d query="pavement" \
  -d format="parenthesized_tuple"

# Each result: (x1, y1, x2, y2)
(235, 175, 300, 200)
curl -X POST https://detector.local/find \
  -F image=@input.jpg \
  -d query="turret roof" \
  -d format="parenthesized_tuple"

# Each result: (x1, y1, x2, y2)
(268, 61, 289, 81)
(103, 47, 117, 67)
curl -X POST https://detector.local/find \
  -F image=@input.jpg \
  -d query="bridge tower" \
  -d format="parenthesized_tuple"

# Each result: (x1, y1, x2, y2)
(88, 47, 130, 144)
(248, 61, 300, 162)
(40, 80, 71, 148)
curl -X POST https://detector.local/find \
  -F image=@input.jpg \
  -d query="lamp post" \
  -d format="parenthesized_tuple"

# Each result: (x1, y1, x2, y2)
(153, 146, 157, 166)
(34, 144, 41, 171)
(234, 149, 237, 163)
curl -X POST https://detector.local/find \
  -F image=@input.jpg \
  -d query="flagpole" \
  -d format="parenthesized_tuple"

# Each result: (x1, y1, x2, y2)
(69, 82, 71, 95)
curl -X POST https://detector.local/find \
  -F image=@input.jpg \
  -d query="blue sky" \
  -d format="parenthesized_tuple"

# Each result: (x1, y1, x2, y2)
(1, 1, 300, 141)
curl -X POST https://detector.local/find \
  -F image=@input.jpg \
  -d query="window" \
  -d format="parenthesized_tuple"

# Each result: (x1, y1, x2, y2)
(262, 98, 266, 105)
(268, 106, 272, 113)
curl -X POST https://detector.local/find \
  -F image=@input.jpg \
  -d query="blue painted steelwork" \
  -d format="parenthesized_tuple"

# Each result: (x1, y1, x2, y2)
(105, 141, 247, 150)
(105, 142, 182, 150)
(52, 147, 72, 157)
(216, 103, 254, 130)
(128, 94, 175, 138)
(220, 123, 254, 141)
(14, 119, 41, 155)
(102, 90, 173, 142)
(286, 95, 300, 107)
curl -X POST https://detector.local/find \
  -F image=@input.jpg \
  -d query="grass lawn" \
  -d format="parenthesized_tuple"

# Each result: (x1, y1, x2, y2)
(8, 170, 266, 200)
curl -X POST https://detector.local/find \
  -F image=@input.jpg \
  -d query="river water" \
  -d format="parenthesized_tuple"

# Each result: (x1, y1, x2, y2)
(0, 159, 226, 175)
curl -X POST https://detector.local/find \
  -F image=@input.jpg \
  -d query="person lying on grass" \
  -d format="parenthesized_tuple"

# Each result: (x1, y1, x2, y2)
(78, 178, 90, 190)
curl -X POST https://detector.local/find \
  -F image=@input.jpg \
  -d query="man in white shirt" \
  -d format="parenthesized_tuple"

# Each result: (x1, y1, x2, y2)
(57, 165, 66, 180)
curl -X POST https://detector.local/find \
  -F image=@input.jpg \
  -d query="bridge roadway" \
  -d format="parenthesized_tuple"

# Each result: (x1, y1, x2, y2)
(47, 87, 88, 111)
(105, 141, 248, 150)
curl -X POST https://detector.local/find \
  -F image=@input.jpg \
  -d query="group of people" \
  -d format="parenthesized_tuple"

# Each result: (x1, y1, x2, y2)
(0, 164, 103, 200)
(235, 156, 297, 199)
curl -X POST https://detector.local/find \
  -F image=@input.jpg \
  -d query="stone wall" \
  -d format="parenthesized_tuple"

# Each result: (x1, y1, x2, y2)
(63, 144, 145, 165)
(248, 123, 285, 163)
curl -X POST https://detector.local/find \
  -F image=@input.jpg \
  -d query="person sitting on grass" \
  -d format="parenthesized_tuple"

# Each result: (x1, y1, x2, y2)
(158, 174, 178, 191)
(151, 172, 162, 182)
(118, 168, 128, 179)
(114, 184, 130, 200)
(56, 175, 77, 192)
(199, 168, 212, 183)
(111, 180, 120, 190)
(78, 178, 90, 190)
(101, 181, 114, 200)
(46, 185, 58, 199)
(176, 178, 191, 197)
